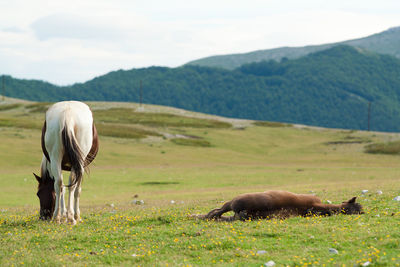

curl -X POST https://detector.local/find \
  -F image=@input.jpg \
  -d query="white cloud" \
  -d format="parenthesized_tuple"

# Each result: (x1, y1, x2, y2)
(31, 14, 124, 41)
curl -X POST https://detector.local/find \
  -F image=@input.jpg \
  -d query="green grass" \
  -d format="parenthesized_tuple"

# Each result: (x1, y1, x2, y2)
(1, 200, 399, 266)
(1, 101, 400, 266)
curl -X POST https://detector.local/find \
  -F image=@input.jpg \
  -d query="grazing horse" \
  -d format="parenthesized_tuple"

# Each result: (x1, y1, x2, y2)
(193, 190, 363, 221)
(33, 101, 99, 224)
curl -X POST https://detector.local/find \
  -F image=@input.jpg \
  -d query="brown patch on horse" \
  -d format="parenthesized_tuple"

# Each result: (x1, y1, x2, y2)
(198, 190, 363, 221)
(84, 123, 99, 167)
(41, 121, 50, 163)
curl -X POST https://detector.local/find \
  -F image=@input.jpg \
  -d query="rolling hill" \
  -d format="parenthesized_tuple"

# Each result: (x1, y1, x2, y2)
(2, 99, 400, 266)
(2, 45, 400, 132)
(185, 26, 400, 69)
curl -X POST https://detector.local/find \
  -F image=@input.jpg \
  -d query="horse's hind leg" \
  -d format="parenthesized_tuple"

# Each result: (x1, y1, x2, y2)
(73, 176, 82, 222)
(205, 208, 222, 219)
(67, 172, 77, 225)
(206, 201, 232, 219)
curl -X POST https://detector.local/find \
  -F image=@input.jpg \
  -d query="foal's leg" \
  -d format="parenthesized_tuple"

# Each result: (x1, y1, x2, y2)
(67, 171, 77, 225)
(308, 204, 333, 216)
(236, 210, 251, 221)
(205, 201, 232, 219)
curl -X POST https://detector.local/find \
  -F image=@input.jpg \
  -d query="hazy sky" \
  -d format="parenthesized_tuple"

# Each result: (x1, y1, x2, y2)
(1, 0, 399, 85)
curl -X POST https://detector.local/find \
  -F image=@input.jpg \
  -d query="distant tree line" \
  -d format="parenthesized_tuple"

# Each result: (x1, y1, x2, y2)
(3, 45, 400, 132)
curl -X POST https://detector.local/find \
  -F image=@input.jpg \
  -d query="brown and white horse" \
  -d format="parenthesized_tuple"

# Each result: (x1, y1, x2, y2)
(33, 101, 99, 224)
(193, 190, 363, 221)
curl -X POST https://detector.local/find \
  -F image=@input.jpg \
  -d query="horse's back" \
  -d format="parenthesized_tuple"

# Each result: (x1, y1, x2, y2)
(45, 101, 94, 157)
(231, 190, 321, 212)
(230, 192, 274, 212)
(263, 190, 322, 208)
(46, 101, 92, 127)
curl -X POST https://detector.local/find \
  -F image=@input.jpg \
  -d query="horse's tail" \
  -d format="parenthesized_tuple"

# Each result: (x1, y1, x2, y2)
(62, 121, 84, 188)
(205, 200, 233, 219)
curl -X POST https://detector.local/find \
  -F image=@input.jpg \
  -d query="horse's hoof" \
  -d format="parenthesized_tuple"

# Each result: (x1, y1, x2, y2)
(68, 218, 77, 225)
(74, 215, 82, 223)
(59, 213, 67, 223)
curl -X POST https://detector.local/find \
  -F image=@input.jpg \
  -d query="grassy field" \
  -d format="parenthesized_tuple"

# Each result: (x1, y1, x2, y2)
(0, 99, 400, 266)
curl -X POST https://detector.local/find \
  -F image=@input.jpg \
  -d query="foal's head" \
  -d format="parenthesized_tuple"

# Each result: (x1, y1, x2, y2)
(341, 197, 363, 214)
(34, 172, 55, 220)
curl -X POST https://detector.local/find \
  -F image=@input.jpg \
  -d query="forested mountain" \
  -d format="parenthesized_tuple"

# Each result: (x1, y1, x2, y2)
(2, 45, 400, 132)
(186, 26, 400, 69)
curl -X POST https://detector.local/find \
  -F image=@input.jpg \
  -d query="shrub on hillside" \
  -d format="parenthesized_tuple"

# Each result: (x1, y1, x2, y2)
(365, 140, 400, 154)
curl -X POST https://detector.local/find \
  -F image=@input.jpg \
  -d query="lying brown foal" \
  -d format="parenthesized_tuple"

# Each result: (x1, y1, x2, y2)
(194, 190, 363, 221)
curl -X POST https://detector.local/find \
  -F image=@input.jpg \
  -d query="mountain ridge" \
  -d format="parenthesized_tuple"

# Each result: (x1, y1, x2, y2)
(186, 26, 400, 69)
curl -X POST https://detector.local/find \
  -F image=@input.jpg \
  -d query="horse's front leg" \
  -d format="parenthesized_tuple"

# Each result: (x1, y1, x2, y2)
(53, 176, 63, 223)
(308, 204, 333, 216)
(51, 165, 63, 223)
(52, 182, 62, 223)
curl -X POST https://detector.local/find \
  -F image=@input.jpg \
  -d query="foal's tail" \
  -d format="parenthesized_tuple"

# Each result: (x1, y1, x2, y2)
(62, 123, 84, 188)
(205, 201, 233, 219)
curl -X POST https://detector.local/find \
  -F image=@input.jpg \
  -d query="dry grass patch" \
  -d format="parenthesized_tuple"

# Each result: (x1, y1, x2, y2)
(171, 138, 212, 147)
(94, 108, 231, 128)
(25, 102, 52, 113)
(253, 121, 292, 127)
(0, 116, 42, 129)
(325, 135, 372, 145)
(0, 103, 22, 111)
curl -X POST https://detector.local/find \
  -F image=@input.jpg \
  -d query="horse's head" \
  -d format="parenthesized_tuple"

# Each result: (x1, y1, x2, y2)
(341, 197, 363, 215)
(34, 172, 55, 220)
